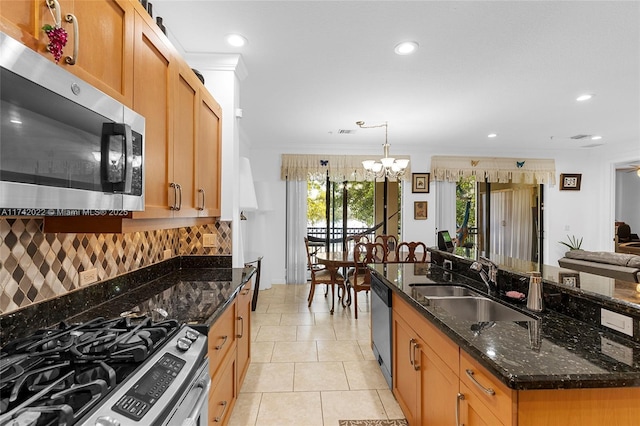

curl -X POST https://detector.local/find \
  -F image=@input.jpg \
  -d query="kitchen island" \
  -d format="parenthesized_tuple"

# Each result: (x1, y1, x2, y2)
(371, 261, 640, 425)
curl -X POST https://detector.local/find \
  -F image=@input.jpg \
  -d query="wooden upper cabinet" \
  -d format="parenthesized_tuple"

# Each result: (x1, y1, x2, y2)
(65, 0, 134, 105)
(0, 0, 134, 105)
(196, 90, 222, 217)
(10, 1, 223, 230)
(0, 0, 70, 53)
(131, 9, 173, 219)
(172, 62, 199, 218)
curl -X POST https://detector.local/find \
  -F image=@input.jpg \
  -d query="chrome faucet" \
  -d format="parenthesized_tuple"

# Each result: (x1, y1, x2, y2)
(470, 256, 498, 295)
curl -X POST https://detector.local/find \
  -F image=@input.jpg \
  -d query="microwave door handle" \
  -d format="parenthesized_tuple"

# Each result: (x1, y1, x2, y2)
(122, 124, 133, 194)
(101, 123, 133, 193)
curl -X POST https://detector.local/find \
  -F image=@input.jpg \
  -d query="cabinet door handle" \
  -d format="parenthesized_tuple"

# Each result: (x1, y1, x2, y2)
(237, 316, 244, 338)
(176, 183, 182, 210)
(465, 369, 496, 395)
(456, 393, 465, 426)
(408, 338, 415, 366)
(170, 182, 178, 210)
(214, 335, 228, 350)
(198, 188, 205, 210)
(213, 400, 228, 423)
(412, 341, 420, 371)
(64, 13, 78, 65)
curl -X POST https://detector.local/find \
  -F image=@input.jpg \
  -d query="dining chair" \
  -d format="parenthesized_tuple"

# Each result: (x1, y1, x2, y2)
(344, 234, 370, 281)
(350, 241, 385, 319)
(304, 237, 345, 307)
(396, 241, 428, 263)
(344, 234, 370, 252)
(374, 235, 398, 262)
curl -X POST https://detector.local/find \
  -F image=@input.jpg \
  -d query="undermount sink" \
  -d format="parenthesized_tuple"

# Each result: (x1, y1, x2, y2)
(427, 296, 534, 322)
(410, 285, 479, 298)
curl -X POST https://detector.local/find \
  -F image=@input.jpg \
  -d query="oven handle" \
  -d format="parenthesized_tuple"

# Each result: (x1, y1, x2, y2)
(180, 364, 211, 426)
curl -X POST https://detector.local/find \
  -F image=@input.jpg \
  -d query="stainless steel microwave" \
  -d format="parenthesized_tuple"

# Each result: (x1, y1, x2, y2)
(0, 32, 145, 214)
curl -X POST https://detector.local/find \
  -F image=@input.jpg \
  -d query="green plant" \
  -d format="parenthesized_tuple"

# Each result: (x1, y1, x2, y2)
(559, 235, 583, 250)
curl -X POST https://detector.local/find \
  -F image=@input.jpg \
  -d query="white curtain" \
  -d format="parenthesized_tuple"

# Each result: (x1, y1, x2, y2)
(285, 179, 308, 284)
(435, 181, 457, 237)
(490, 189, 532, 259)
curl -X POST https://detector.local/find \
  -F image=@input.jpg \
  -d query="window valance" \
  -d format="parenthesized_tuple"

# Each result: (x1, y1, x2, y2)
(281, 154, 411, 182)
(430, 155, 556, 185)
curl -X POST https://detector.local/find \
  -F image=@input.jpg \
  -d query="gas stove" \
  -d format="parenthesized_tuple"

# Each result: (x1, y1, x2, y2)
(0, 316, 208, 426)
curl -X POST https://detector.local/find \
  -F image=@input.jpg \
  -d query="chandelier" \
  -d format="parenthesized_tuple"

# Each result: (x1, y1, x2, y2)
(356, 121, 409, 180)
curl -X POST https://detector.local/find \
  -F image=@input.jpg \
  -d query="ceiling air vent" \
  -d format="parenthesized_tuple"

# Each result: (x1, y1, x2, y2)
(570, 134, 592, 140)
(337, 129, 355, 134)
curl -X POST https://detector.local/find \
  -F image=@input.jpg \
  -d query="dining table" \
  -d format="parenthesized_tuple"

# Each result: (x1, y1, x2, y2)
(315, 251, 353, 314)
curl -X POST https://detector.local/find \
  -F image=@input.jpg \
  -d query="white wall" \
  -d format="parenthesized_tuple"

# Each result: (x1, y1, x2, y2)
(244, 142, 638, 285)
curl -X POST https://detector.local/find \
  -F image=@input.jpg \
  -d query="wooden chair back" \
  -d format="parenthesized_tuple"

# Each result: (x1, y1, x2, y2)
(354, 241, 385, 264)
(344, 234, 370, 252)
(375, 235, 398, 262)
(350, 241, 384, 319)
(396, 241, 428, 263)
(304, 237, 324, 279)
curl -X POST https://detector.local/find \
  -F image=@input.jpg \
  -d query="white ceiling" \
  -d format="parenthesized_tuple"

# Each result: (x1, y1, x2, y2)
(152, 1, 639, 157)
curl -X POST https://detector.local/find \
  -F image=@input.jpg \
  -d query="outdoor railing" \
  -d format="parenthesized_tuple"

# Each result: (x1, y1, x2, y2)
(306, 227, 375, 252)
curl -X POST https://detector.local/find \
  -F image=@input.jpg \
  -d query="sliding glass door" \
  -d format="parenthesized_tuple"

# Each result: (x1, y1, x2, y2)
(457, 179, 543, 265)
(307, 177, 401, 253)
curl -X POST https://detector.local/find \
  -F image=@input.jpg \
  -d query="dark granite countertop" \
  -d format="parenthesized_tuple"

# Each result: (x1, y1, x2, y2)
(68, 268, 252, 333)
(0, 256, 255, 342)
(371, 262, 640, 390)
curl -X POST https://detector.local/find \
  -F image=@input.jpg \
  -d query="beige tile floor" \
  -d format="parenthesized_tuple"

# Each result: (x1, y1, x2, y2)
(227, 283, 406, 426)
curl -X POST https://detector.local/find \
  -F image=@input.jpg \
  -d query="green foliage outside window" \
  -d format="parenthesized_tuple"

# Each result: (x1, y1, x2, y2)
(307, 180, 375, 227)
(456, 176, 476, 245)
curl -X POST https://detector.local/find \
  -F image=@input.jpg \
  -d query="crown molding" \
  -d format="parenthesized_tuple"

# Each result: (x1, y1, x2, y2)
(184, 53, 248, 80)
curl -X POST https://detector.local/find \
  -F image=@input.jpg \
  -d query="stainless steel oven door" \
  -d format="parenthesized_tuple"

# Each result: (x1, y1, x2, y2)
(162, 358, 210, 426)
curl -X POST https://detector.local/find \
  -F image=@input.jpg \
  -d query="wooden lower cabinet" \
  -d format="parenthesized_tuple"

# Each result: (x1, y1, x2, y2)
(392, 313, 420, 425)
(209, 347, 237, 425)
(459, 382, 504, 426)
(517, 387, 640, 426)
(420, 339, 458, 425)
(208, 301, 236, 379)
(392, 294, 640, 426)
(206, 285, 255, 426)
(236, 281, 252, 387)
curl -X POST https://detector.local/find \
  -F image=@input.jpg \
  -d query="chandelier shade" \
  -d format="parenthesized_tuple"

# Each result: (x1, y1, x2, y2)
(357, 121, 409, 180)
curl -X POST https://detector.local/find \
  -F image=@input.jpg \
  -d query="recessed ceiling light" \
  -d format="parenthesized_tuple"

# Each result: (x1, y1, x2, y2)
(225, 34, 247, 47)
(576, 94, 593, 101)
(394, 41, 419, 55)
(591, 135, 602, 140)
(487, 133, 497, 138)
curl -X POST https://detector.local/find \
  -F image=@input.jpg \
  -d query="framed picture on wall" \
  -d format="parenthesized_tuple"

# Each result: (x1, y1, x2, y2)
(412, 173, 430, 193)
(414, 201, 428, 220)
(560, 173, 582, 190)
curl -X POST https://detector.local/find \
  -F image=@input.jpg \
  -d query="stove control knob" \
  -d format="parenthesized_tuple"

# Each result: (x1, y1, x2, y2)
(177, 337, 192, 351)
(96, 416, 121, 426)
(185, 329, 199, 341)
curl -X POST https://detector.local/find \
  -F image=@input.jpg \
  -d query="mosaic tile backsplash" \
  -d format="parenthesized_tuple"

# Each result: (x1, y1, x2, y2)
(0, 218, 232, 315)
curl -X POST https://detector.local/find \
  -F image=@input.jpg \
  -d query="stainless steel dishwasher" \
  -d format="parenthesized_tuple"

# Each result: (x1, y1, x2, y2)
(371, 273, 393, 388)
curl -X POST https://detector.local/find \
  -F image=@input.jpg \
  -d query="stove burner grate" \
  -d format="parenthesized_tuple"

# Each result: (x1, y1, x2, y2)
(0, 316, 180, 425)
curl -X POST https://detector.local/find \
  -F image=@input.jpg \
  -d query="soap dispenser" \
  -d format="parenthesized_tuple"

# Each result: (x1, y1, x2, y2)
(526, 271, 543, 312)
